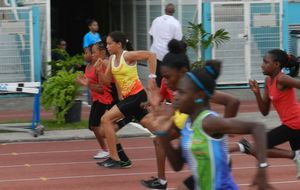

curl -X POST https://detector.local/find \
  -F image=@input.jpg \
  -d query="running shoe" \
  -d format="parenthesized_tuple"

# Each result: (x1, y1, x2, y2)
(238, 138, 251, 154)
(93, 150, 109, 159)
(97, 157, 132, 169)
(140, 177, 167, 189)
(294, 154, 300, 179)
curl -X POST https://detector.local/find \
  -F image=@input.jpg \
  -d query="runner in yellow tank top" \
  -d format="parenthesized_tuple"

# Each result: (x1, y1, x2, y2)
(111, 50, 144, 98)
(98, 31, 157, 169)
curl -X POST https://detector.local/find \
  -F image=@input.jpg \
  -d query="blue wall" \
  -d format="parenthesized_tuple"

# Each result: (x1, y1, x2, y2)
(283, 2, 300, 51)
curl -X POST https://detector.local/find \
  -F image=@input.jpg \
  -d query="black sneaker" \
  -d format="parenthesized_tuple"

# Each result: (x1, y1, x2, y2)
(140, 177, 167, 189)
(121, 159, 132, 168)
(239, 138, 251, 154)
(96, 157, 112, 167)
(97, 157, 132, 169)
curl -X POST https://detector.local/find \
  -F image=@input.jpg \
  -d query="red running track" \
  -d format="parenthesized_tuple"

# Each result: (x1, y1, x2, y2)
(0, 100, 272, 121)
(0, 137, 299, 190)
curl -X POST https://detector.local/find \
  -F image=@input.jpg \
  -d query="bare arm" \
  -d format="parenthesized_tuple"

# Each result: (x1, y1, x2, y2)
(210, 91, 240, 118)
(124, 51, 157, 75)
(76, 73, 103, 94)
(277, 74, 300, 89)
(203, 116, 269, 190)
(141, 102, 184, 171)
(204, 116, 266, 164)
(249, 79, 271, 116)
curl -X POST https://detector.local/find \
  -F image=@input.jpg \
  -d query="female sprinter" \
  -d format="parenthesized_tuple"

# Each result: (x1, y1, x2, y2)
(154, 60, 273, 190)
(98, 31, 157, 168)
(141, 39, 240, 190)
(76, 42, 130, 162)
(237, 49, 300, 179)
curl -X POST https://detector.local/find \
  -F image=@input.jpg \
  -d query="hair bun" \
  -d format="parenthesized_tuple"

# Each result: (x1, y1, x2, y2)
(204, 60, 222, 80)
(168, 39, 185, 54)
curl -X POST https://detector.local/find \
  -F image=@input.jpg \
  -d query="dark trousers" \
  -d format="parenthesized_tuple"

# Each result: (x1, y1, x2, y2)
(155, 59, 162, 87)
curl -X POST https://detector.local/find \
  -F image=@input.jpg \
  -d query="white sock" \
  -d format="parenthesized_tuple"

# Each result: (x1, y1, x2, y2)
(237, 143, 245, 153)
(294, 150, 300, 160)
(158, 179, 167, 185)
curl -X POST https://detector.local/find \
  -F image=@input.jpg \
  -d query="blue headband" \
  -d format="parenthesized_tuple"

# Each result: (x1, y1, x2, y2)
(205, 66, 216, 76)
(186, 72, 212, 98)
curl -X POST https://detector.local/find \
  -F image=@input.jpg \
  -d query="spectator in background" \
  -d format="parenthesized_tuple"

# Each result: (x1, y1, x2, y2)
(83, 19, 101, 56)
(50, 39, 69, 77)
(51, 39, 68, 61)
(149, 3, 183, 87)
(83, 19, 101, 105)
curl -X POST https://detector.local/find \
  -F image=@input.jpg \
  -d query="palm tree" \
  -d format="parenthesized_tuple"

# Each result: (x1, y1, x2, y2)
(184, 22, 230, 69)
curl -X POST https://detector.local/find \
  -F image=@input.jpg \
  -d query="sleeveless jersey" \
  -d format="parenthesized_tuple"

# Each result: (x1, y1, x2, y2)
(181, 110, 238, 190)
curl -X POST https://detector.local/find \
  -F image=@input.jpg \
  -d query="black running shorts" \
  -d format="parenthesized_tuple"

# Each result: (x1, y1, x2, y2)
(267, 124, 300, 151)
(88, 101, 108, 129)
(116, 90, 148, 122)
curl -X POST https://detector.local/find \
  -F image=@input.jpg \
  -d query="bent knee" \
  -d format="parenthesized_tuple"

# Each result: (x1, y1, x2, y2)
(101, 114, 111, 124)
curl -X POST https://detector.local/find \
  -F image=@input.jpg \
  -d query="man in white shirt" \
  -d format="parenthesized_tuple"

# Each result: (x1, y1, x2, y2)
(149, 3, 183, 87)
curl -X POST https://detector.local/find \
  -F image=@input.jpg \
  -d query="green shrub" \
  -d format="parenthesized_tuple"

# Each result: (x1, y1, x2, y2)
(41, 70, 82, 123)
(48, 49, 83, 76)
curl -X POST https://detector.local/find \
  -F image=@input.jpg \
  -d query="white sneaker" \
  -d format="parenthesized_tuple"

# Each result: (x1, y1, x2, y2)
(93, 150, 109, 159)
(294, 155, 300, 179)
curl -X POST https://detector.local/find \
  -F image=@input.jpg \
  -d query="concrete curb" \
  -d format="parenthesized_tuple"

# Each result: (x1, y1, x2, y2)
(0, 123, 152, 143)
(0, 111, 280, 143)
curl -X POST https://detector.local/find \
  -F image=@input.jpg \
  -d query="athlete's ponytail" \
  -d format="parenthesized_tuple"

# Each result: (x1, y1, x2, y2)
(268, 49, 300, 77)
(284, 54, 300, 77)
(125, 39, 134, 51)
(108, 31, 134, 51)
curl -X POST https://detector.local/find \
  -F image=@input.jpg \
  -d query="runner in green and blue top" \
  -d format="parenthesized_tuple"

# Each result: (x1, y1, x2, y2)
(181, 111, 235, 190)
(152, 60, 274, 190)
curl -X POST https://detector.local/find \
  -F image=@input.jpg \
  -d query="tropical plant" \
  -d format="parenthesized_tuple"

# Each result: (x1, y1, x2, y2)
(184, 22, 230, 69)
(41, 69, 82, 123)
(48, 49, 83, 76)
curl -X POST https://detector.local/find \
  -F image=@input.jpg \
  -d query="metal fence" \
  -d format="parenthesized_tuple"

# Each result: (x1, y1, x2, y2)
(0, 6, 34, 83)
(211, 0, 282, 84)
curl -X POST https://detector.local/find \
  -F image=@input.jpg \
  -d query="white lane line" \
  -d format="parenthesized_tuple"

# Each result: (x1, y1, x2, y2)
(0, 146, 251, 157)
(238, 180, 300, 186)
(0, 146, 154, 156)
(0, 170, 190, 183)
(0, 158, 294, 171)
(0, 170, 299, 186)
(0, 158, 156, 168)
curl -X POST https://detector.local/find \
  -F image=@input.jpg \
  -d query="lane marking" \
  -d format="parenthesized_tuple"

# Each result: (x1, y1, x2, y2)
(0, 170, 190, 183)
(0, 158, 156, 168)
(238, 180, 300, 186)
(0, 147, 248, 157)
(39, 177, 48, 181)
(0, 159, 294, 171)
(0, 170, 299, 186)
(0, 146, 155, 156)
